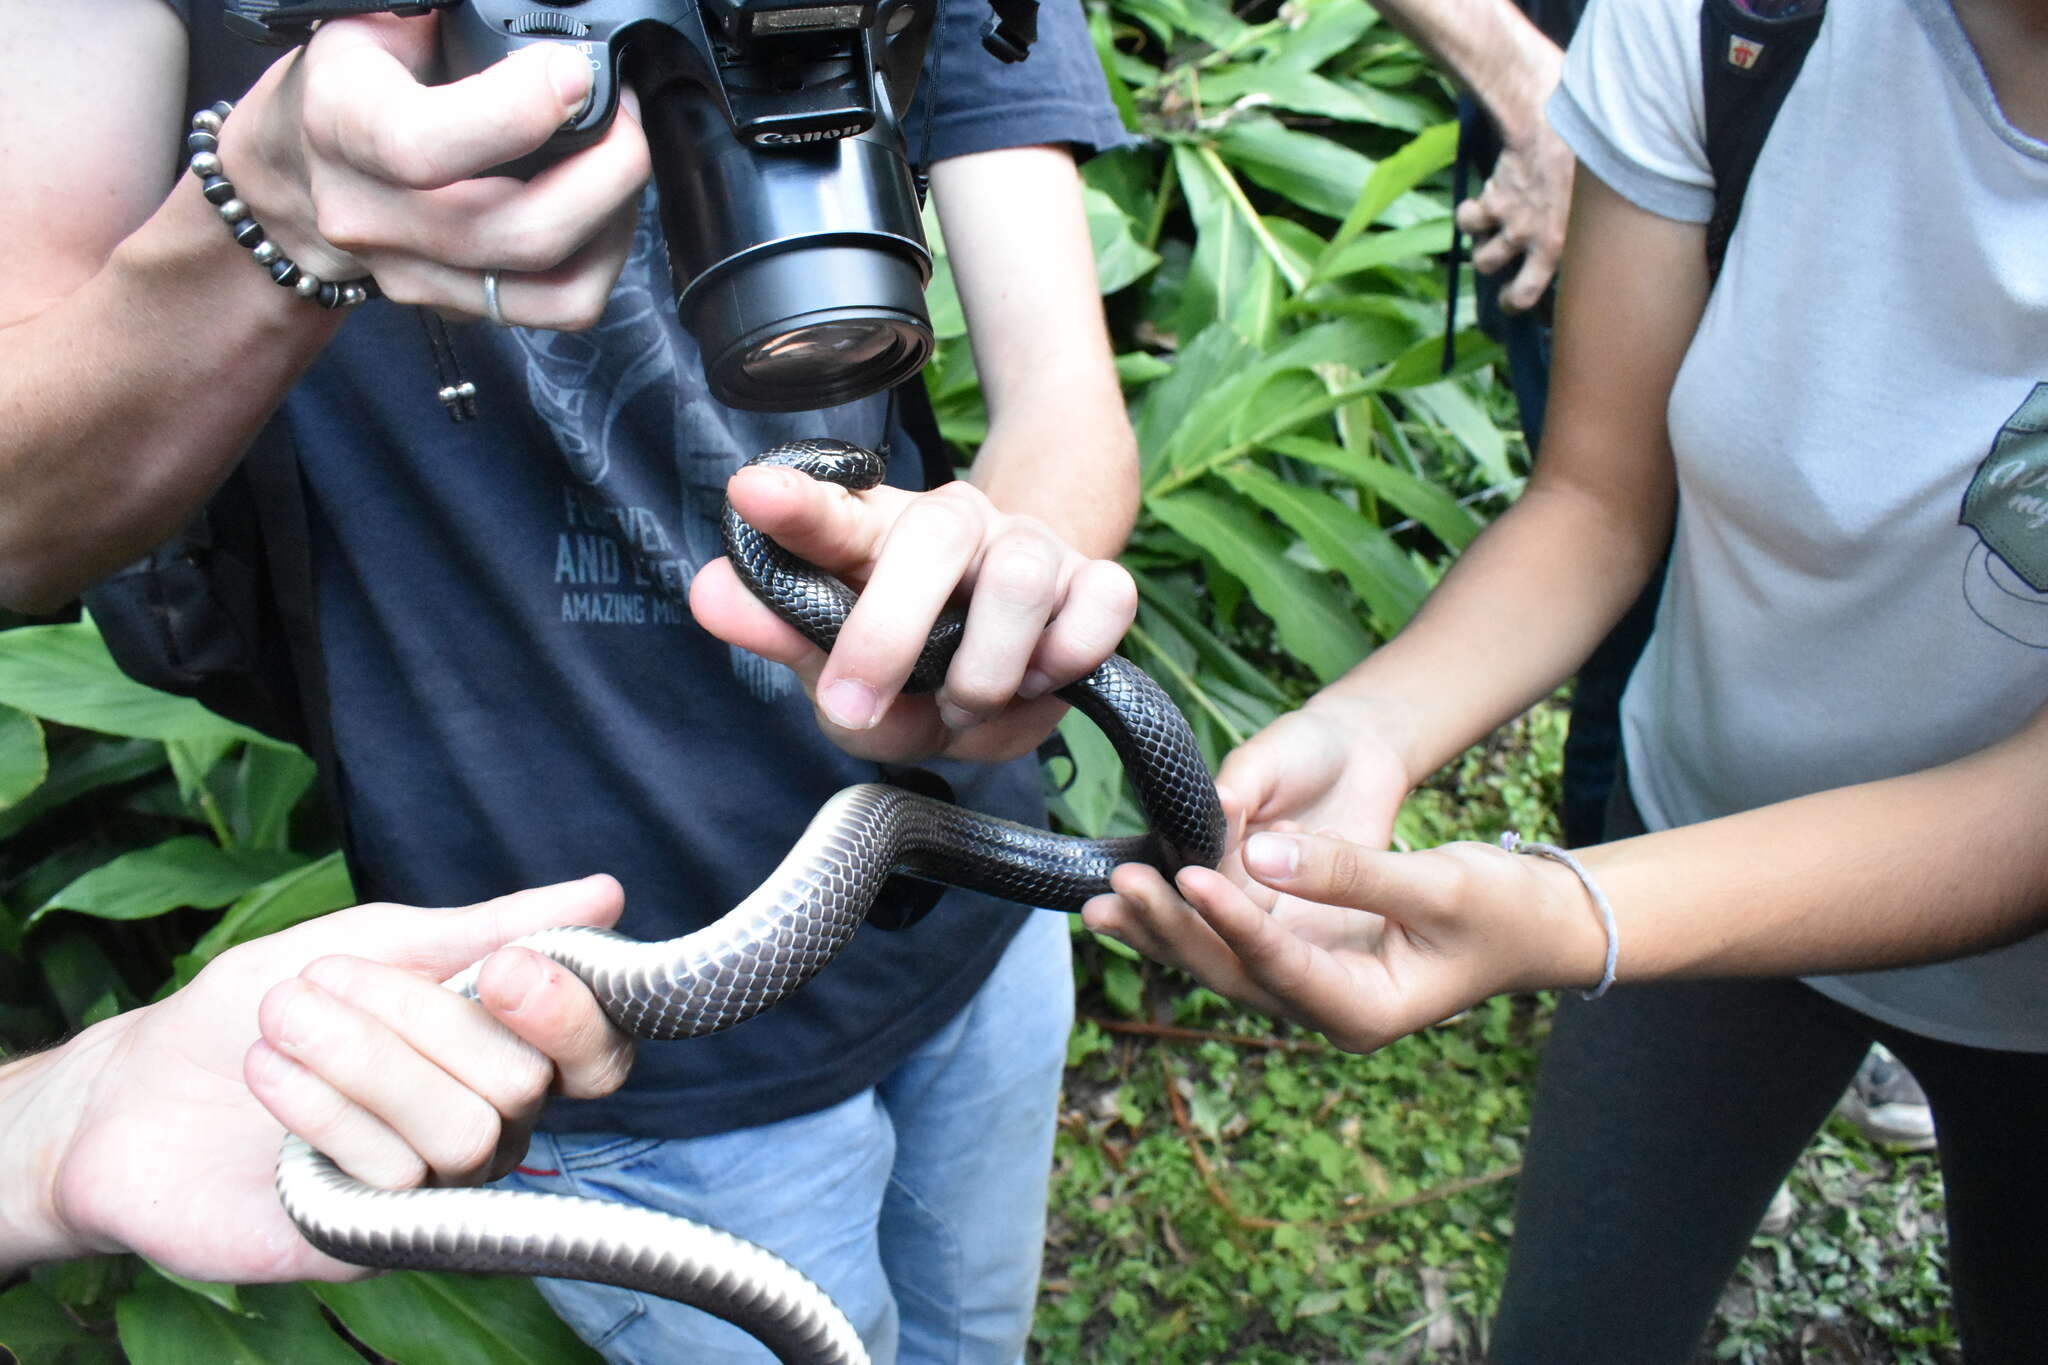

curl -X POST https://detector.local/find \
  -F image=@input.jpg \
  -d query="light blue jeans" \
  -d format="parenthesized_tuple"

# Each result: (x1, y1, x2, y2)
(501, 910, 1073, 1365)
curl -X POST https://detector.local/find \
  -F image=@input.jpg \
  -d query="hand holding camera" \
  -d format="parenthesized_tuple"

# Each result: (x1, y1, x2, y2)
(216, 12, 651, 331)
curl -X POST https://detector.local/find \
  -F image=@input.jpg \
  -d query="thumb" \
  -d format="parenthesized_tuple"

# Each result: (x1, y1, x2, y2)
(1240, 833, 1454, 930)
(381, 875, 626, 980)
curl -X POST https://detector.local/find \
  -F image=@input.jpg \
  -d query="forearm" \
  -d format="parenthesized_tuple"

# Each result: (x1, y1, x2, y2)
(1371, 0, 1562, 144)
(1312, 471, 1668, 786)
(933, 147, 1138, 558)
(0, 174, 339, 610)
(1567, 710, 2048, 983)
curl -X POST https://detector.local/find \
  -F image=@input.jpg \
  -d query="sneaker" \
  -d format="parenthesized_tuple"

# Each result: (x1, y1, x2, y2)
(1837, 1044, 1938, 1151)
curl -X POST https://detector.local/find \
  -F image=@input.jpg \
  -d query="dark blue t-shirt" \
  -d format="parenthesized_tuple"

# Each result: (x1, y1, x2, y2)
(174, 0, 1127, 1137)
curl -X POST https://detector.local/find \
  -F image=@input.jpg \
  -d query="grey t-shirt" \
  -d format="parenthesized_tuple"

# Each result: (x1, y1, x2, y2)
(1552, 0, 2048, 1050)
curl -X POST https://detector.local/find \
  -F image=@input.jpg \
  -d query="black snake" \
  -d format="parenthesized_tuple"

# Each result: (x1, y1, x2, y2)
(274, 440, 1225, 1363)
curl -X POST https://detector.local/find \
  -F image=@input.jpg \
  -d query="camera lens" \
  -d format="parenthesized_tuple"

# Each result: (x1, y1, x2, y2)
(746, 321, 903, 384)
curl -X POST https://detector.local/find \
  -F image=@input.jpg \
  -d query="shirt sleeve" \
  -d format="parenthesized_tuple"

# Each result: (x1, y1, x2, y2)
(1547, 0, 1715, 223)
(905, 0, 1133, 164)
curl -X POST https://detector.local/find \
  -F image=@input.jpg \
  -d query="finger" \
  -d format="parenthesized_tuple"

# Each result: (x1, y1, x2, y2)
(1497, 241, 1558, 315)
(721, 463, 897, 576)
(1174, 867, 1389, 1051)
(687, 555, 826, 671)
(474, 946, 635, 1101)
(245, 1038, 429, 1189)
(1242, 832, 1457, 934)
(363, 193, 640, 332)
(817, 483, 990, 730)
(256, 978, 505, 1185)
(298, 955, 556, 1120)
(303, 28, 596, 190)
(1099, 863, 1289, 1017)
(1454, 194, 1500, 237)
(938, 521, 1066, 730)
(356, 874, 626, 985)
(321, 98, 649, 274)
(1019, 558, 1137, 700)
(1469, 226, 1526, 278)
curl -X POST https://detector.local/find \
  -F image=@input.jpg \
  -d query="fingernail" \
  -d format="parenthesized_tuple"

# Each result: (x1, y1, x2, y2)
(1244, 833, 1298, 880)
(545, 45, 593, 112)
(937, 701, 977, 732)
(1018, 669, 1052, 700)
(494, 951, 544, 1014)
(821, 678, 878, 730)
(274, 981, 322, 1051)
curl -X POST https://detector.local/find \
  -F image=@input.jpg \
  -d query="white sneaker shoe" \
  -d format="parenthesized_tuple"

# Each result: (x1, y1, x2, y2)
(1837, 1044, 1937, 1151)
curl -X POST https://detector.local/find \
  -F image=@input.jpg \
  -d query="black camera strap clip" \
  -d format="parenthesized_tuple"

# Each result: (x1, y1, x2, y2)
(978, 0, 1037, 63)
(231, 0, 463, 47)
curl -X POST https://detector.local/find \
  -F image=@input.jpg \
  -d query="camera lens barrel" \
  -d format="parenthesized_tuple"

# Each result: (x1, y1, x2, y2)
(642, 82, 934, 412)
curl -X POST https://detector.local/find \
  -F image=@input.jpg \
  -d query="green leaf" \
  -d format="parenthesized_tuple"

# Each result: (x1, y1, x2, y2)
(34, 929, 137, 1031)
(140, 1265, 247, 1318)
(0, 1281, 121, 1365)
(1404, 378, 1513, 485)
(1211, 117, 1375, 221)
(1322, 218, 1456, 279)
(1215, 462, 1431, 635)
(1171, 143, 1284, 344)
(1268, 436, 1484, 550)
(163, 736, 236, 812)
(1050, 705, 1127, 839)
(917, 201, 966, 342)
(185, 852, 355, 971)
(116, 1274, 360, 1365)
(0, 736, 164, 841)
(31, 837, 307, 926)
(1311, 120, 1459, 286)
(1101, 955, 1145, 1018)
(226, 744, 319, 851)
(312, 1272, 605, 1365)
(0, 622, 282, 748)
(1132, 324, 1262, 479)
(1084, 187, 1162, 295)
(0, 704, 46, 811)
(1147, 488, 1373, 682)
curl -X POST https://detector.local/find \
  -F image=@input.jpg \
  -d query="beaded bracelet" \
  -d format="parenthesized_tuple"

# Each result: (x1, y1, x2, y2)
(1499, 831, 1619, 1000)
(185, 101, 379, 310)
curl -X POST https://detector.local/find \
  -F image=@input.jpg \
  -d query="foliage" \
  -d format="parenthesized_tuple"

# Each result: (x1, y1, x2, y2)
(0, 623, 599, 1364)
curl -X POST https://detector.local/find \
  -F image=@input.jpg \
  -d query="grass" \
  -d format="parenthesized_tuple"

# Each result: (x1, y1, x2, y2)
(1033, 702, 1958, 1364)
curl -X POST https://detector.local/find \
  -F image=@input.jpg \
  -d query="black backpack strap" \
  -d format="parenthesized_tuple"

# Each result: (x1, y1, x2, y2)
(1700, 0, 1827, 280)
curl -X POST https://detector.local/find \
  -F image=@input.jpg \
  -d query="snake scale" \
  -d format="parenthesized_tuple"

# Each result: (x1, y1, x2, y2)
(274, 440, 1226, 1364)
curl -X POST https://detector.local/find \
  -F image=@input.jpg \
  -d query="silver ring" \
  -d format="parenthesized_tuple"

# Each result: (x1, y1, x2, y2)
(482, 269, 507, 328)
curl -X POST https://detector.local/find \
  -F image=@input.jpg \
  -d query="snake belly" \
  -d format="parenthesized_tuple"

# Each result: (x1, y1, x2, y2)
(275, 439, 1225, 1365)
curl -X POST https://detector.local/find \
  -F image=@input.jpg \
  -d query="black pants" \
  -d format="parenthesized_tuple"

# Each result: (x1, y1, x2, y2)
(1492, 790, 2048, 1362)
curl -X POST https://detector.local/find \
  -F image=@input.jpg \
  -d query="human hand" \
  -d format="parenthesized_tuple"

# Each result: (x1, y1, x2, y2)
(1212, 695, 1416, 859)
(218, 16, 650, 329)
(689, 466, 1138, 764)
(1084, 831, 1605, 1053)
(26, 876, 632, 1282)
(1455, 119, 1575, 314)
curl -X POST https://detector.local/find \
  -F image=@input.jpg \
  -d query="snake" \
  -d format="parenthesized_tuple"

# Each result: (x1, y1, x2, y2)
(273, 440, 1226, 1364)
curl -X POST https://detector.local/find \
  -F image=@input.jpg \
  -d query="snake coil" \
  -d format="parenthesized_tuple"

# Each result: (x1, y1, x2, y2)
(276, 440, 1226, 1364)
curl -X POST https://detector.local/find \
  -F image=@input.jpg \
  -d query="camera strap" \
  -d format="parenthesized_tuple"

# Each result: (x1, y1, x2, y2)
(236, 0, 462, 46)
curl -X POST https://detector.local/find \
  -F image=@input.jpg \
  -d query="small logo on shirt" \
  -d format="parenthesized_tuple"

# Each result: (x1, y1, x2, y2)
(1727, 35, 1766, 70)
(1959, 382, 2048, 648)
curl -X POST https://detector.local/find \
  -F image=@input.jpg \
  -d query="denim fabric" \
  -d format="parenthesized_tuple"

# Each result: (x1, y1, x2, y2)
(499, 909, 1074, 1365)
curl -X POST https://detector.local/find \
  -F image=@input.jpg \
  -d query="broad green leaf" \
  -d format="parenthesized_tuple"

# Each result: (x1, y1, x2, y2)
(186, 851, 354, 969)
(1312, 120, 1459, 285)
(1323, 219, 1457, 279)
(0, 900, 19, 959)
(1171, 144, 1284, 344)
(33, 929, 136, 1032)
(226, 744, 319, 851)
(917, 201, 966, 341)
(164, 736, 237, 813)
(1114, 352, 1174, 388)
(31, 837, 307, 926)
(313, 1272, 604, 1365)
(1269, 436, 1485, 550)
(1147, 489, 1373, 682)
(1371, 327, 1503, 393)
(1133, 325, 1262, 477)
(117, 1275, 359, 1365)
(1083, 187, 1162, 295)
(0, 736, 164, 842)
(1086, 0, 1142, 133)
(0, 704, 45, 811)
(142, 1265, 246, 1318)
(1048, 706, 1125, 839)
(1132, 575, 1289, 705)
(0, 622, 281, 748)
(0, 1281, 121, 1365)
(1215, 463, 1431, 635)
(1404, 378, 1513, 485)
(1212, 117, 1375, 221)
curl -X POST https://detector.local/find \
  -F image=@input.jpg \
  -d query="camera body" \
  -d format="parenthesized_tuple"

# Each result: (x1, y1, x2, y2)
(439, 0, 959, 411)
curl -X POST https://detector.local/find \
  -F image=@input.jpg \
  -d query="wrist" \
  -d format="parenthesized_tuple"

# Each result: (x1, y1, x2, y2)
(1514, 845, 1617, 995)
(1487, 26, 1565, 150)
(1300, 687, 1428, 789)
(0, 1024, 118, 1272)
